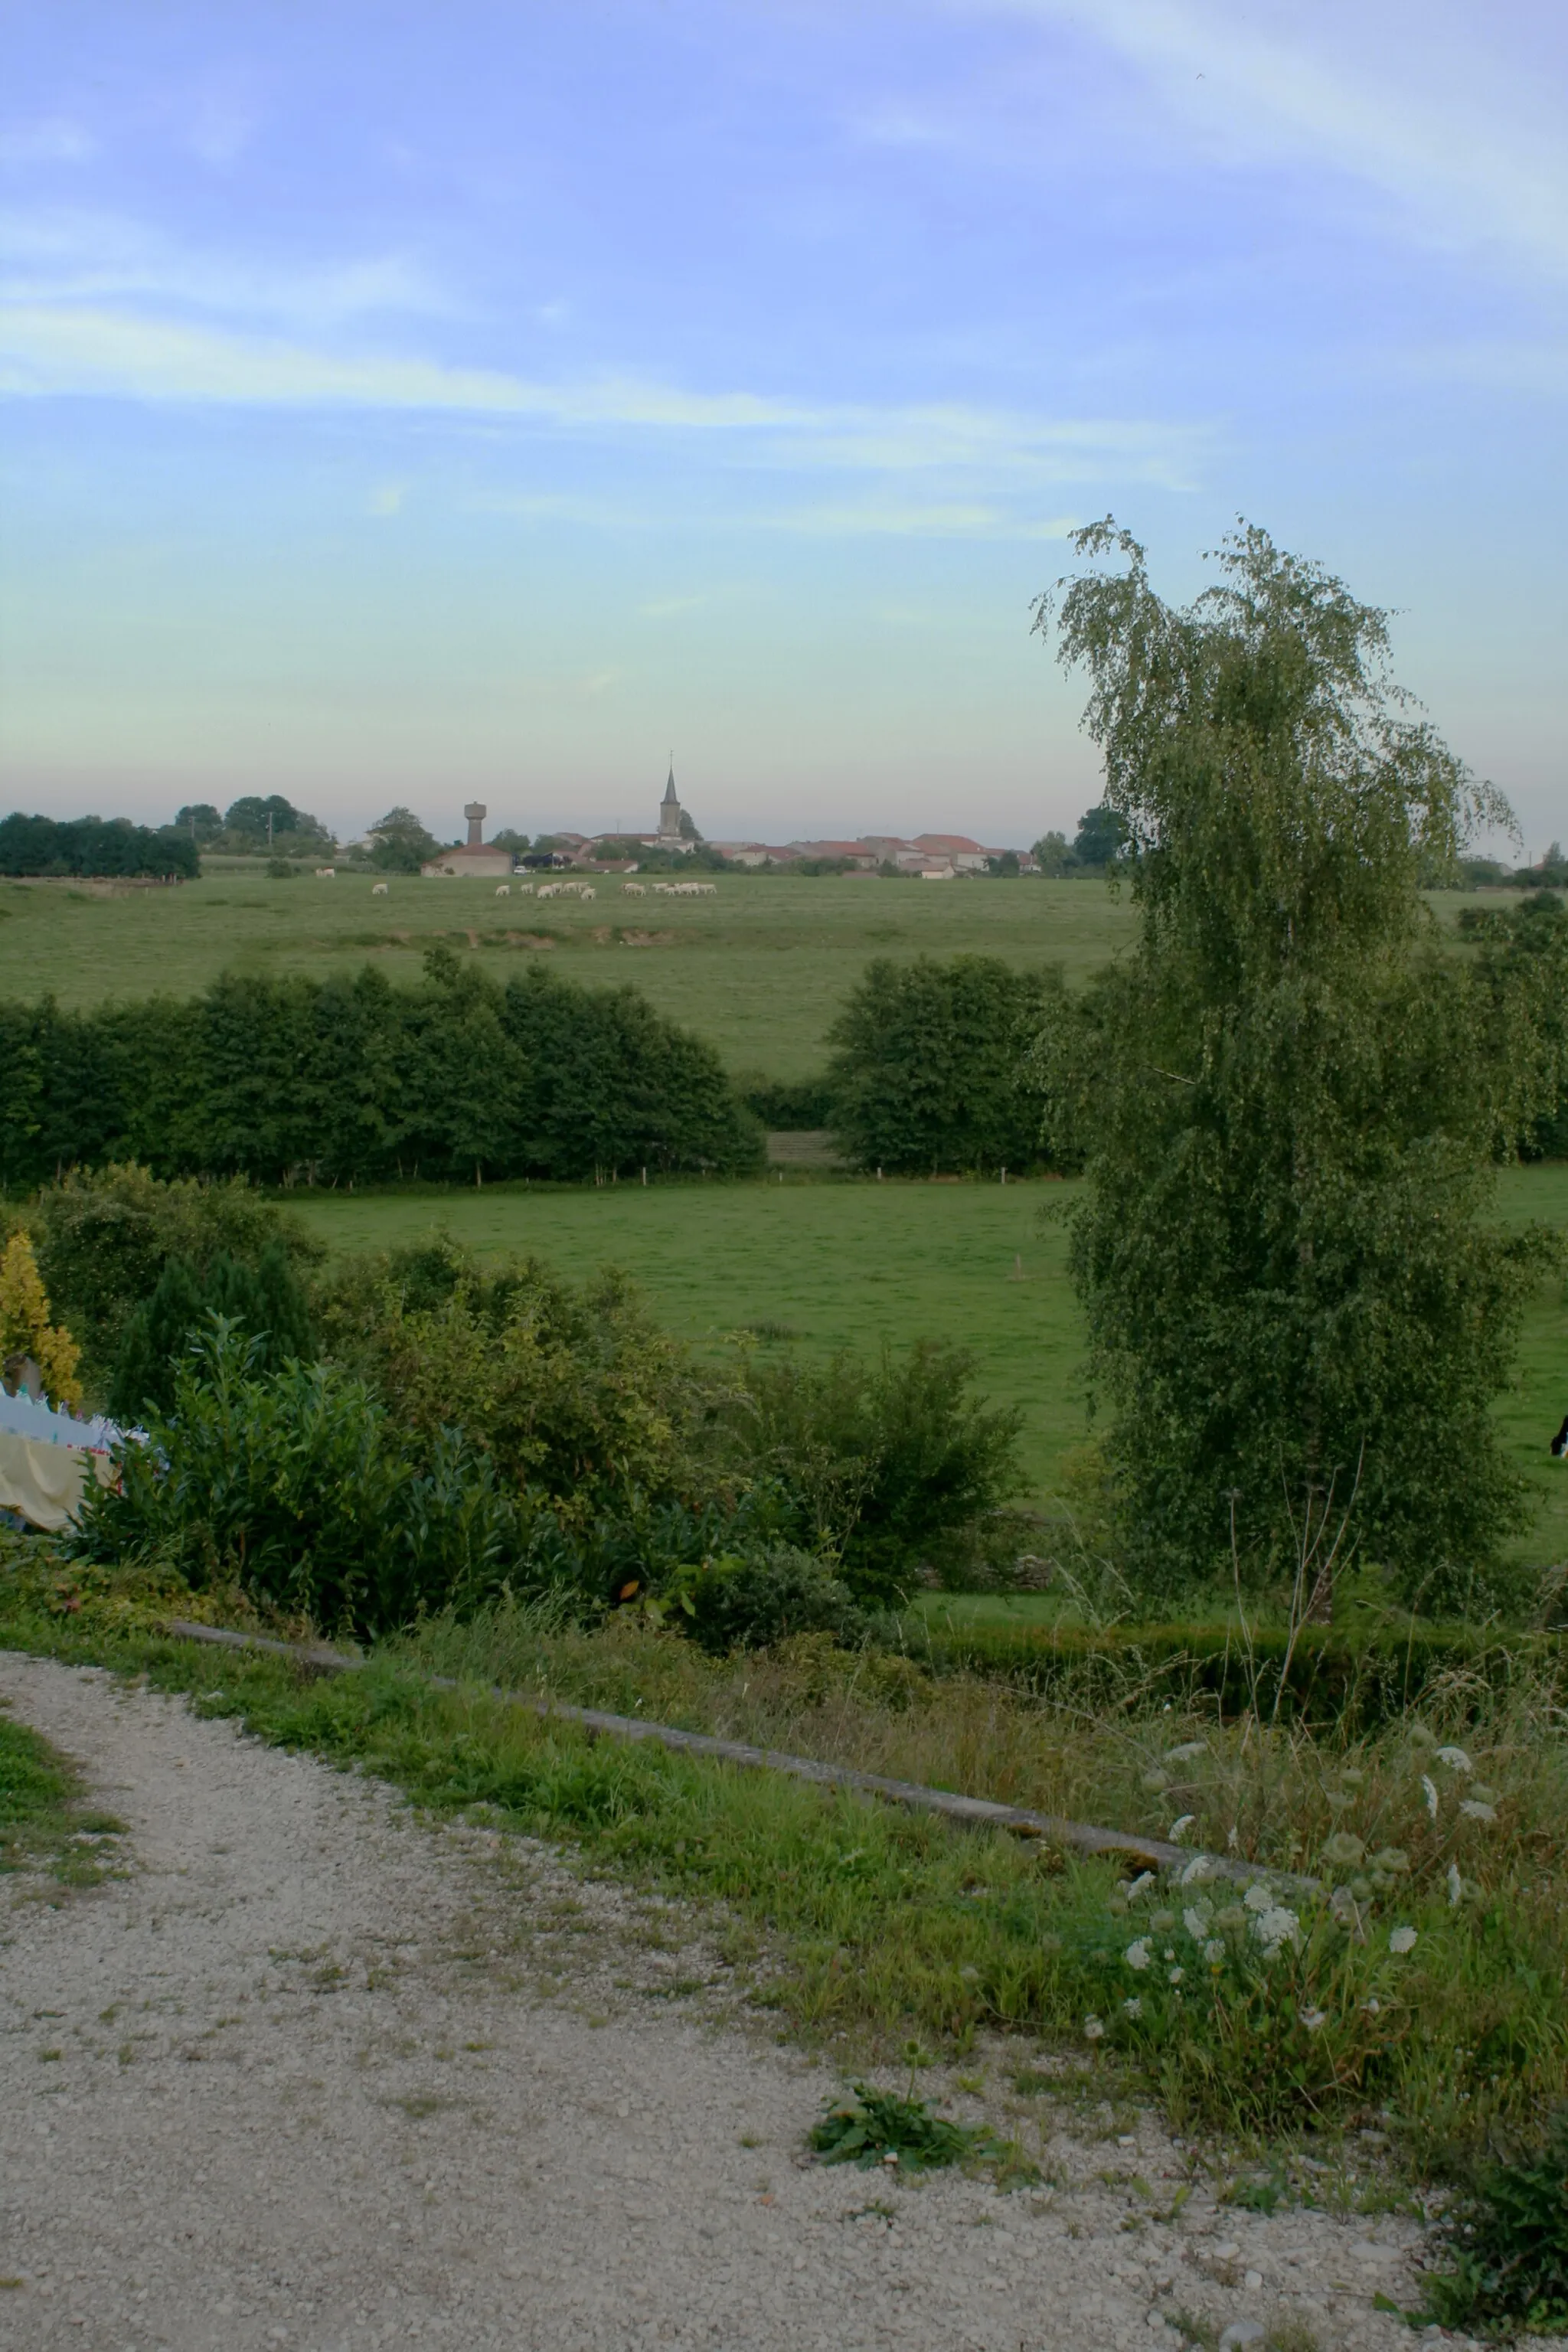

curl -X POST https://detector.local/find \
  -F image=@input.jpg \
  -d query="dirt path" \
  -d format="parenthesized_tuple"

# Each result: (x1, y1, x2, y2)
(0, 1654, 1457, 2351)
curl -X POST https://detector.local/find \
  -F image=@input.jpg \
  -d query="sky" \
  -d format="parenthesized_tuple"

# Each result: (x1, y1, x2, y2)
(1, 0, 1564, 854)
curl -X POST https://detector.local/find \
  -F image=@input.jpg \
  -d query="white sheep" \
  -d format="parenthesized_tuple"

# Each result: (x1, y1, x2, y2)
(622, 880, 645, 896)
(580, 886, 596, 901)
(495, 884, 510, 897)
(371, 882, 389, 896)
(537, 883, 558, 900)
(315, 867, 335, 878)
(514, 880, 534, 895)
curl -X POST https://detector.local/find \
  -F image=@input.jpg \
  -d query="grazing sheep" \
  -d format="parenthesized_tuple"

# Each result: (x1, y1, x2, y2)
(371, 882, 389, 896)
(580, 886, 596, 901)
(495, 884, 511, 897)
(622, 880, 646, 896)
(514, 880, 534, 894)
(537, 883, 559, 900)
(315, 867, 335, 878)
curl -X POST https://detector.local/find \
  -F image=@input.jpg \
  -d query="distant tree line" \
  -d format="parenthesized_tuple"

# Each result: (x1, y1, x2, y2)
(0, 948, 763, 1189)
(1030, 804, 1129, 877)
(0, 813, 199, 881)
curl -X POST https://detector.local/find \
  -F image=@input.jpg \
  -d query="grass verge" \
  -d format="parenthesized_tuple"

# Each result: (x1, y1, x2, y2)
(5, 1542, 1568, 2185)
(0, 1706, 125, 1888)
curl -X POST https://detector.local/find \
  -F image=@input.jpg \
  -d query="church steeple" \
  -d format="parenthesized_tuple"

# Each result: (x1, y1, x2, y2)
(658, 755, 683, 841)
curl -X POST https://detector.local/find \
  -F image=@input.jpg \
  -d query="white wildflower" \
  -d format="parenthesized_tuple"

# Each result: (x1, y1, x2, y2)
(1436, 1746, 1473, 1775)
(1448, 1863, 1463, 1907)
(1125, 1939, 1152, 1972)
(1389, 1926, 1419, 1955)
(1179, 1854, 1216, 1885)
(1362, 1996, 1381, 2015)
(1459, 1801, 1497, 1824)
(1123, 1998, 1142, 2020)
(1169, 1815, 1197, 1842)
(1165, 1741, 1207, 1763)
(1251, 1905, 1301, 1956)
(1083, 2015, 1105, 2042)
(1203, 1939, 1227, 1965)
(1421, 1774, 1439, 1821)
(1125, 1871, 1155, 1903)
(1163, 1948, 1176, 1962)
(1243, 1883, 1272, 1913)
(1168, 1965, 1185, 1986)
(1182, 1903, 1214, 1941)
(1299, 2007, 1328, 2032)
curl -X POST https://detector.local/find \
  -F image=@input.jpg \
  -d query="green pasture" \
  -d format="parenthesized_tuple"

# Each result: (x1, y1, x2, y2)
(0, 868, 1135, 1078)
(286, 1161, 1568, 1573)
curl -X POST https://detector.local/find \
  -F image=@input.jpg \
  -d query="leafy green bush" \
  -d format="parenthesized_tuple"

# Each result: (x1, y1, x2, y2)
(724, 1341, 1027, 1605)
(109, 1242, 313, 1419)
(825, 955, 1067, 1174)
(73, 1321, 518, 1634)
(1421, 2112, 1568, 2337)
(662, 1547, 864, 1653)
(313, 1238, 716, 1513)
(21, 1162, 322, 1399)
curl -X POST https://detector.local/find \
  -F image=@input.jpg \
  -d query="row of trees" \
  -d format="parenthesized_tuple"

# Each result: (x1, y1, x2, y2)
(0, 813, 200, 880)
(0, 949, 763, 1190)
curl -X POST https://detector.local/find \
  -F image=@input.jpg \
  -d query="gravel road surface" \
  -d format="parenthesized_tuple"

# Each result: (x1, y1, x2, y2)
(1, 1652, 1463, 2351)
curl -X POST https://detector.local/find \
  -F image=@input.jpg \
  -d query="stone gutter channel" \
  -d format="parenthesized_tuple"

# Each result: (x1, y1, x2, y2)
(162, 1617, 1312, 1893)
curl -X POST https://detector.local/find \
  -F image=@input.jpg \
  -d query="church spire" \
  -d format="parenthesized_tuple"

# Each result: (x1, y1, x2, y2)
(662, 756, 678, 806)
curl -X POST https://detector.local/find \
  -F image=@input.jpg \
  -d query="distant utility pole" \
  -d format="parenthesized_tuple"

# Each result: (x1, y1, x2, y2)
(267, 812, 274, 851)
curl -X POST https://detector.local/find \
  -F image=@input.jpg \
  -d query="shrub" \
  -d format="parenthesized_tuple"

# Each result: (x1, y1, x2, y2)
(825, 956, 1066, 1174)
(108, 1242, 314, 1419)
(21, 1164, 322, 1398)
(662, 1547, 864, 1654)
(724, 1341, 1027, 1605)
(72, 1321, 516, 1634)
(0, 1228, 83, 1410)
(313, 1239, 717, 1511)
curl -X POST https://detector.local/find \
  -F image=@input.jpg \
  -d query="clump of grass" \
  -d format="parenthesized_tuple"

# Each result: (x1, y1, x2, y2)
(0, 1707, 124, 1886)
(809, 2082, 995, 2174)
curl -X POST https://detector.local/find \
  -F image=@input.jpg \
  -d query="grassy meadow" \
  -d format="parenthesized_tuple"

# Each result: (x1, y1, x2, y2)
(0, 865, 1135, 1079)
(287, 1162, 1568, 1578)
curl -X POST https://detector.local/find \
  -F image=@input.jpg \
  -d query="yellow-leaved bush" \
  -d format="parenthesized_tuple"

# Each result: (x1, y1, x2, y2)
(0, 1227, 84, 1412)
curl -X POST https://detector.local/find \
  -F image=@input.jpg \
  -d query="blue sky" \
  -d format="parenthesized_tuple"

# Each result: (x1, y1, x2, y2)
(1, 0, 1563, 852)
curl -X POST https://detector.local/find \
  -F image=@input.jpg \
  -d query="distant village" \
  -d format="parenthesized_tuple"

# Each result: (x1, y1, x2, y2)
(419, 764, 1038, 880)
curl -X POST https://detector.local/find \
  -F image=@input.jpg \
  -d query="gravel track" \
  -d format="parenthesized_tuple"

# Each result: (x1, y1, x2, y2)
(1, 1653, 1461, 2351)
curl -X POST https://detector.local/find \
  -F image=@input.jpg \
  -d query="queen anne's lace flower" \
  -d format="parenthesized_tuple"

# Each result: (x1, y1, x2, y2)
(1123, 1998, 1142, 2019)
(1421, 1774, 1439, 1821)
(1168, 1965, 1184, 1985)
(1448, 1863, 1463, 1907)
(1389, 1926, 1418, 1955)
(1083, 2015, 1105, 2041)
(1436, 1746, 1473, 1775)
(1299, 2007, 1328, 2032)
(1182, 1903, 1213, 1941)
(1203, 1939, 1226, 1965)
(1125, 1939, 1152, 1971)
(1460, 1799, 1497, 1823)
(1251, 1905, 1300, 1956)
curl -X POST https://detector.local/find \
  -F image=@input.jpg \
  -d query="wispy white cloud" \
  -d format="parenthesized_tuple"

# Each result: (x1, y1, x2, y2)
(0, 303, 1203, 489)
(0, 211, 449, 325)
(989, 0, 1568, 279)
(771, 501, 1081, 537)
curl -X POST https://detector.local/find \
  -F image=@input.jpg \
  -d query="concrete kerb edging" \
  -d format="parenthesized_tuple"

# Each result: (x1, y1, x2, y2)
(160, 1617, 1312, 1894)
